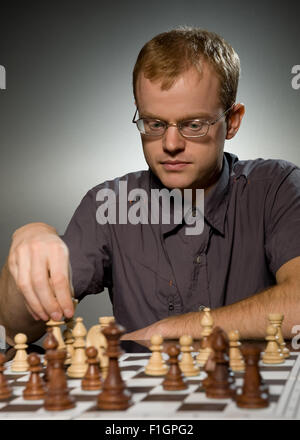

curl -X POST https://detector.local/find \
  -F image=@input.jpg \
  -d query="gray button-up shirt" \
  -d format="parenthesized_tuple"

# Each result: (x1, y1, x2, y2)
(60, 152, 300, 332)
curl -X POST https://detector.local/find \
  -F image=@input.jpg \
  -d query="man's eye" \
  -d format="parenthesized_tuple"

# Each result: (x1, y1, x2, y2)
(148, 121, 164, 129)
(184, 121, 203, 130)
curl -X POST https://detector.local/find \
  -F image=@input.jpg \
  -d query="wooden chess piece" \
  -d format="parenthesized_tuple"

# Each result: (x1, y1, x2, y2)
(63, 326, 74, 366)
(23, 353, 46, 400)
(86, 316, 114, 380)
(205, 327, 236, 399)
(162, 345, 188, 391)
(44, 349, 75, 411)
(228, 330, 245, 372)
(236, 346, 269, 409)
(179, 335, 200, 376)
(43, 328, 59, 382)
(11, 333, 29, 372)
(82, 346, 102, 391)
(196, 307, 214, 366)
(67, 317, 88, 378)
(97, 322, 132, 410)
(202, 350, 215, 390)
(46, 319, 65, 350)
(145, 334, 168, 376)
(268, 314, 290, 358)
(64, 298, 79, 339)
(0, 352, 12, 400)
(64, 298, 78, 365)
(262, 325, 284, 364)
(98, 316, 115, 379)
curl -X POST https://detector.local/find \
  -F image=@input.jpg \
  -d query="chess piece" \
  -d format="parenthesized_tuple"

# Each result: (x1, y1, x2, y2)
(86, 316, 115, 380)
(262, 325, 284, 364)
(46, 319, 65, 351)
(82, 346, 102, 391)
(0, 353, 12, 400)
(205, 327, 236, 399)
(63, 298, 79, 340)
(145, 334, 168, 376)
(162, 345, 188, 391)
(202, 350, 215, 389)
(43, 328, 59, 381)
(63, 326, 74, 366)
(11, 333, 29, 372)
(236, 346, 269, 408)
(196, 307, 214, 366)
(23, 353, 46, 400)
(63, 298, 78, 364)
(179, 335, 200, 376)
(67, 317, 88, 378)
(228, 330, 245, 372)
(44, 349, 75, 411)
(97, 322, 132, 410)
(268, 314, 290, 358)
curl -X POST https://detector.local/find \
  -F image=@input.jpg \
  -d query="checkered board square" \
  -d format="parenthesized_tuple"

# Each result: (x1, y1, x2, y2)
(1, 351, 300, 420)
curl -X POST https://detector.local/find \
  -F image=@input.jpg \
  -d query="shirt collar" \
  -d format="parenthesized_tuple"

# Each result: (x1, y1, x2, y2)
(149, 152, 239, 236)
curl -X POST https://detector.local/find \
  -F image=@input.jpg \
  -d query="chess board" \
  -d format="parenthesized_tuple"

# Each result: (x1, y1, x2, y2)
(1, 351, 300, 420)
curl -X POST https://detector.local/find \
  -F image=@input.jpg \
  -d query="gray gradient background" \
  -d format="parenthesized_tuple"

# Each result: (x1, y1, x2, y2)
(0, 0, 299, 331)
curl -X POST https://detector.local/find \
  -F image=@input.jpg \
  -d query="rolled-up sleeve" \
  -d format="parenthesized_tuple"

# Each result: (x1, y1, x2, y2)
(60, 189, 112, 302)
(265, 167, 300, 275)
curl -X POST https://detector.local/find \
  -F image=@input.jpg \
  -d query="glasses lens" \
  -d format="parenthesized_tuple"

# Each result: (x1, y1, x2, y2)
(137, 119, 165, 136)
(180, 120, 207, 137)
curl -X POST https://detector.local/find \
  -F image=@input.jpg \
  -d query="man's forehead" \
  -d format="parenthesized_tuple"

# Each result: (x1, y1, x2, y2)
(135, 64, 221, 118)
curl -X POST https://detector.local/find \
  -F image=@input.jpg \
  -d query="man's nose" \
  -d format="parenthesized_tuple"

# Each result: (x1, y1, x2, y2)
(163, 126, 186, 153)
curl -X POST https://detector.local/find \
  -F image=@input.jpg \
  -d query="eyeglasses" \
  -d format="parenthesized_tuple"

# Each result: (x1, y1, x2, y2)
(132, 104, 234, 138)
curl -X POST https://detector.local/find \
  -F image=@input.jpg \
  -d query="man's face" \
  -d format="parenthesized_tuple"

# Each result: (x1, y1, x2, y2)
(135, 63, 228, 191)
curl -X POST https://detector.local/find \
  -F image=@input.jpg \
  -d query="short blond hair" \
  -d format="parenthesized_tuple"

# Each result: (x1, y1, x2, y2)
(133, 26, 241, 113)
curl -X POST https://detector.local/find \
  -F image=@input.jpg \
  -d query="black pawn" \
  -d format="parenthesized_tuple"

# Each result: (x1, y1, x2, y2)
(23, 353, 46, 400)
(0, 353, 12, 400)
(236, 346, 269, 409)
(162, 345, 187, 391)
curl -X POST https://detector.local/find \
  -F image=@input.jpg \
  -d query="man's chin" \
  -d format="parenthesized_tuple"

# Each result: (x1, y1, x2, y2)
(156, 173, 193, 190)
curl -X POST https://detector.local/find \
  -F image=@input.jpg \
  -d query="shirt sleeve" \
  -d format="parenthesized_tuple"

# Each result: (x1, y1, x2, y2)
(59, 189, 112, 302)
(265, 167, 300, 275)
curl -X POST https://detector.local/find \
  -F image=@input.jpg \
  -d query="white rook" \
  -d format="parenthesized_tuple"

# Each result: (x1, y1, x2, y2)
(0, 65, 6, 90)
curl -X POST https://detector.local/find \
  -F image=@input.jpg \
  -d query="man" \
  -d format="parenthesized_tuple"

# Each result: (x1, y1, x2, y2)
(1, 26, 300, 347)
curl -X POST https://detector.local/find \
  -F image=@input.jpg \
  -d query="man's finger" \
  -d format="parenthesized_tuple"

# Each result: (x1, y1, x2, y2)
(47, 244, 74, 319)
(31, 248, 64, 321)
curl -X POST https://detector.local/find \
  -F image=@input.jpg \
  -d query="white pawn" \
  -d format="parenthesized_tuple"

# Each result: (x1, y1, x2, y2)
(179, 335, 200, 376)
(228, 330, 245, 372)
(196, 307, 214, 366)
(11, 333, 29, 372)
(67, 317, 88, 378)
(262, 325, 285, 364)
(268, 314, 290, 358)
(145, 334, 168, 376)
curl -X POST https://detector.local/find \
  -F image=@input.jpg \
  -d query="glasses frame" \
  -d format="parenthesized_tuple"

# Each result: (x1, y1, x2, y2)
(132, 104, 235, 138)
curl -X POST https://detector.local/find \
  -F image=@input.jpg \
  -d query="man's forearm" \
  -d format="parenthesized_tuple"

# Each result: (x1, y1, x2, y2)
(0, 260, 46, 346)
(211, 280, 298, 339)
(125, 280, 299, 340)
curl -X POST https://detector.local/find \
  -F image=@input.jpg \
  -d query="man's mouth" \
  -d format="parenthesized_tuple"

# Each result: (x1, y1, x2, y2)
(161, 160, 191, 170)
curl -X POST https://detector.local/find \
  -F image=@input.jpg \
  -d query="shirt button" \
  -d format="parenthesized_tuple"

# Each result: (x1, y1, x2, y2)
(195, 255, 201, 264)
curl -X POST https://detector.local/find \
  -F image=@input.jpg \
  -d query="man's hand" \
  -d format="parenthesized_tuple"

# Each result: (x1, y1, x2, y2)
(122, 312, 203, 340)
(122, 321, 163, 341)
(7, 222, 74, 322)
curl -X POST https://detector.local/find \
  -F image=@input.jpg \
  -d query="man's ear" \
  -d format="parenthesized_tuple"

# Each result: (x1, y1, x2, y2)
(226, 103, 245, 140)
